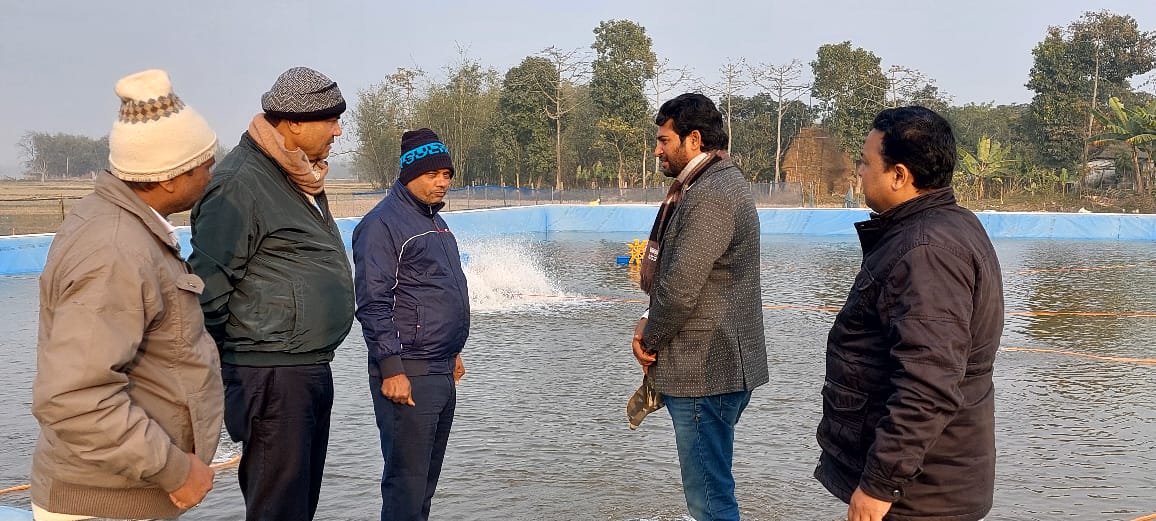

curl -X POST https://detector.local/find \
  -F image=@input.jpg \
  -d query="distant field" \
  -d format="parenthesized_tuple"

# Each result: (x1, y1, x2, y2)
(0, 179, 379, 235)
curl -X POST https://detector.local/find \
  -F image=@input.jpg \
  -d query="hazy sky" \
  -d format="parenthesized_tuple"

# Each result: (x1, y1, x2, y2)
(2, 0, 1155, 176)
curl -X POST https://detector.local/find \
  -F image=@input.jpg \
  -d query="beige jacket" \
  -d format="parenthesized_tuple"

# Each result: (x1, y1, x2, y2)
(31, 172, 223, 519)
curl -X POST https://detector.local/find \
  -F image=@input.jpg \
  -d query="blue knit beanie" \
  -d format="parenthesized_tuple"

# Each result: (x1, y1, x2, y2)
(399, 128, 454, 185)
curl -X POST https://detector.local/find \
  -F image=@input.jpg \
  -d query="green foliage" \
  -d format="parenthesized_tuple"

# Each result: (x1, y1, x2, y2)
(957, 135, 1019, 200)
(1026, 10, 1156, 170)
(725, 95, 815, 182)
(810, 42, 887, 160)
(18, 132, 109, 180)
(350, 68, 425, 187)
(1090, 96, 1156, 191)
(590, 19, 656, 186)
(489, 56, 557, 188)
(417, 56, 501, 187)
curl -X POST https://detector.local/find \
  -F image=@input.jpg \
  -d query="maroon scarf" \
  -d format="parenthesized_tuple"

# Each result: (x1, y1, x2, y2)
(639, 150, 727, 294)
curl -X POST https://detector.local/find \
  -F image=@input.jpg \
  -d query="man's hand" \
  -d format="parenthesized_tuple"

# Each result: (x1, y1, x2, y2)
(632, 317, 655, 373)
(168, 452, 214, 510)
(381, 373, 415, 406)
(453, 354, 465, 384)
(848, 486, 893, 521)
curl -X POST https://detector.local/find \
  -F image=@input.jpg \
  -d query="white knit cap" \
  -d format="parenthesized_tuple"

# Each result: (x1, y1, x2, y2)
(109, 69, 217, 182)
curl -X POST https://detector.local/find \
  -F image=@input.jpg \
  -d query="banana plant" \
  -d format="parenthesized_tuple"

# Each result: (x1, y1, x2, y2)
(1090, 97, 1156, 193)
(958, 135, 1018, 201)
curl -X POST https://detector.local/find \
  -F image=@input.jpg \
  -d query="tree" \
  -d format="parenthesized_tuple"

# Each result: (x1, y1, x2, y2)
(18, 132, 109, 180)
(590, 19, 656, 188)
(350, 68, 425, 187)
(958, 135, 1019, 201)
(537, 47, 589, 189)
(647, 58, 697, 179)
(418, 50, 501, 186)
(727, 94, 814, 182)
(490, 56, 557, 188)
(1091, 96, 1156, 192)
(1026, 11, 1156, 171)
(749, 59, 811, 182)
(705, 59, 747, 155)
(810, 42, 887, 160)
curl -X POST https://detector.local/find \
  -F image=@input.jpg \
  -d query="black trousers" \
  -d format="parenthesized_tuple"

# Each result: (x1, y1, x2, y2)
(369, 372, 456, 521)
(222, 362, 334, 521)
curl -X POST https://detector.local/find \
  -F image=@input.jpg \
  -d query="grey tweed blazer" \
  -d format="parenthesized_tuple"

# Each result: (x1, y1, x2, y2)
(642, 158, 769, 397)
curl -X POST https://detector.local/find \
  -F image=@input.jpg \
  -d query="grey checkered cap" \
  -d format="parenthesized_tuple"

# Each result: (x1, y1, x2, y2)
(261, 66, 346, 121)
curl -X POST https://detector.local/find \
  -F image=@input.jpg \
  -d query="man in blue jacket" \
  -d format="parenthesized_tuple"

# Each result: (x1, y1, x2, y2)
(353, 128, 469, 521)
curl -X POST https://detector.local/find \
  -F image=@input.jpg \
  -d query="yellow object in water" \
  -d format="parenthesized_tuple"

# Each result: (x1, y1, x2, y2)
(588, 198, 601, 206)
(626, 239, 648, 267)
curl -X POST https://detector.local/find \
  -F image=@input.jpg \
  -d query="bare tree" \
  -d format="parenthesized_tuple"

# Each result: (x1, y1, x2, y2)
(749, 59, 810, 183)
(702, 58, 748, 154)
(647, 58, 698, 180)
(536, 46, 590, 190)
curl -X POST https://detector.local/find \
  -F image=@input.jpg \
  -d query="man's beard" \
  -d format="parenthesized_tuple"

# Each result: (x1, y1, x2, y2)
(661, 149, 688, 178)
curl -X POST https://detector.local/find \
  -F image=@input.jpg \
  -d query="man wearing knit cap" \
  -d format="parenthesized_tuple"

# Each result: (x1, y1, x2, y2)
(353, 128, 469, 521)
(31, 69, 223, 520)
(188, 66, 354, 521)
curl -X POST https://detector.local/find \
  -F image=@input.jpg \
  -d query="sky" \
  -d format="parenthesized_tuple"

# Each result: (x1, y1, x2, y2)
(2, 0, 1155, 177)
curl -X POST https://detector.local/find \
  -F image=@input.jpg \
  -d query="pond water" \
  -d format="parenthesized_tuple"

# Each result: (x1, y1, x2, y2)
(1, 232, 1153, 520)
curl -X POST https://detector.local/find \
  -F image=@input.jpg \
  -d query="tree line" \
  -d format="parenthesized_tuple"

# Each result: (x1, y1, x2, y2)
(17, 11, 1156, 204)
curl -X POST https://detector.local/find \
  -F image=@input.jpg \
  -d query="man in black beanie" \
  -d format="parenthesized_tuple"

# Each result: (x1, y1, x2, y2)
(353, 128, 470, 521)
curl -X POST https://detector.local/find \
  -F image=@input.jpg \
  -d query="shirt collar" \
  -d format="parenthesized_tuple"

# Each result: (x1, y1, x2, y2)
(148, 206, 178, 245)
(676, 152, 710, 190)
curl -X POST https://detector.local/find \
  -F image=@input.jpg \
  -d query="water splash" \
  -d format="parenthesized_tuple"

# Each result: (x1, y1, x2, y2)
(462, 238, 575, 313)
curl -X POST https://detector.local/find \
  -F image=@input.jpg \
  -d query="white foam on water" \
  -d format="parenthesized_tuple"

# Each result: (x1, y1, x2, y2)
(461, 238, 586, 313)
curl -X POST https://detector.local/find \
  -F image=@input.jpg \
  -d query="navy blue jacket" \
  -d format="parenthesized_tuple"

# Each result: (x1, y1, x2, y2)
(353, 180, 470, 378)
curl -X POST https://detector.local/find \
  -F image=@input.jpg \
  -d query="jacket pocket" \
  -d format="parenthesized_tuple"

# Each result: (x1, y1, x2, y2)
(185, 386, 223, 464)
(817, 378, 869, 470)
(175, 273, 208, 350)
(412, 303, 426, 349)
(228, 275, 297, 346)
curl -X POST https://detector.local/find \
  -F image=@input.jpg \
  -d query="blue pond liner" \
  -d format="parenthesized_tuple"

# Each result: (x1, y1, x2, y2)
(3, 205, 1156, 276)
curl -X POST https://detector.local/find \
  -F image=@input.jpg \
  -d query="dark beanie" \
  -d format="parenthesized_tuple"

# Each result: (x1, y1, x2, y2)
(261, 67, 347, 122)
(399, 128, 455, 185)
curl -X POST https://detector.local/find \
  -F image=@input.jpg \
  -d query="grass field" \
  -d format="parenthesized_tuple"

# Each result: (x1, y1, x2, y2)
(0, 179, 379, 235)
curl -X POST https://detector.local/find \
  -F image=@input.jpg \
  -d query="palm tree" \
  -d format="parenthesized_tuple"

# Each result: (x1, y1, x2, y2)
(1090, 97, 1156, 193)
(958, 135, 1018, 201)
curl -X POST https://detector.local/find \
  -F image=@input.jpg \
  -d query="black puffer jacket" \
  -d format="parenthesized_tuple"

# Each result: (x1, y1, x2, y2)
(815, 188, 1004, 521)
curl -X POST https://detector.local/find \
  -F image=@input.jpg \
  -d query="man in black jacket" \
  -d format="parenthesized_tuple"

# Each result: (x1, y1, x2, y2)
(189, 66, 354, 521)
(353, 128, 469, 521)
(815, 106, 1004, 521)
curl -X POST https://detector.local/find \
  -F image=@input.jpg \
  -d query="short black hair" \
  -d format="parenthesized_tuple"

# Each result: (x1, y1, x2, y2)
(871, 106, 956, 189)
(654, 93, 729, 151)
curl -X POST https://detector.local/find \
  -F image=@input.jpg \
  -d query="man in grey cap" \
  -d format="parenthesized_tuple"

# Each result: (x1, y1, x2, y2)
(189, 66, 354, 521)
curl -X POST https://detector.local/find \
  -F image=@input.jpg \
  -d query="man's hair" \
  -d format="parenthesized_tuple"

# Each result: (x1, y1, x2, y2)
(123, 179, 161, 192)
(871, 106, 956, 189)
(654, 93, 729, 151)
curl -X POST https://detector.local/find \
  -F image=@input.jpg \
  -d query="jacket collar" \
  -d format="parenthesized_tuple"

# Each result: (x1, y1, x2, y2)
(854, 187, 957, 252)
(94, 170, 180, 252)
(391, 178, 445, 217)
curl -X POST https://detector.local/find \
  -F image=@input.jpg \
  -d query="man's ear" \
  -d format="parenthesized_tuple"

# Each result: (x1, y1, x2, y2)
(686, 130, 702, 152)
(286, 120, 304, 135)
(156, 177, 179, 194)
(891, 163, 912, 191)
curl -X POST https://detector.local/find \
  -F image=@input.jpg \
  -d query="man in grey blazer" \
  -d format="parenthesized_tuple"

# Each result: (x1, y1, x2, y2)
(632, 93, 769, 521)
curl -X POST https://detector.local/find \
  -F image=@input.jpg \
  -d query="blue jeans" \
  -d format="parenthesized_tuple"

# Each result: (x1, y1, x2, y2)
(665, 390, 753, 521)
